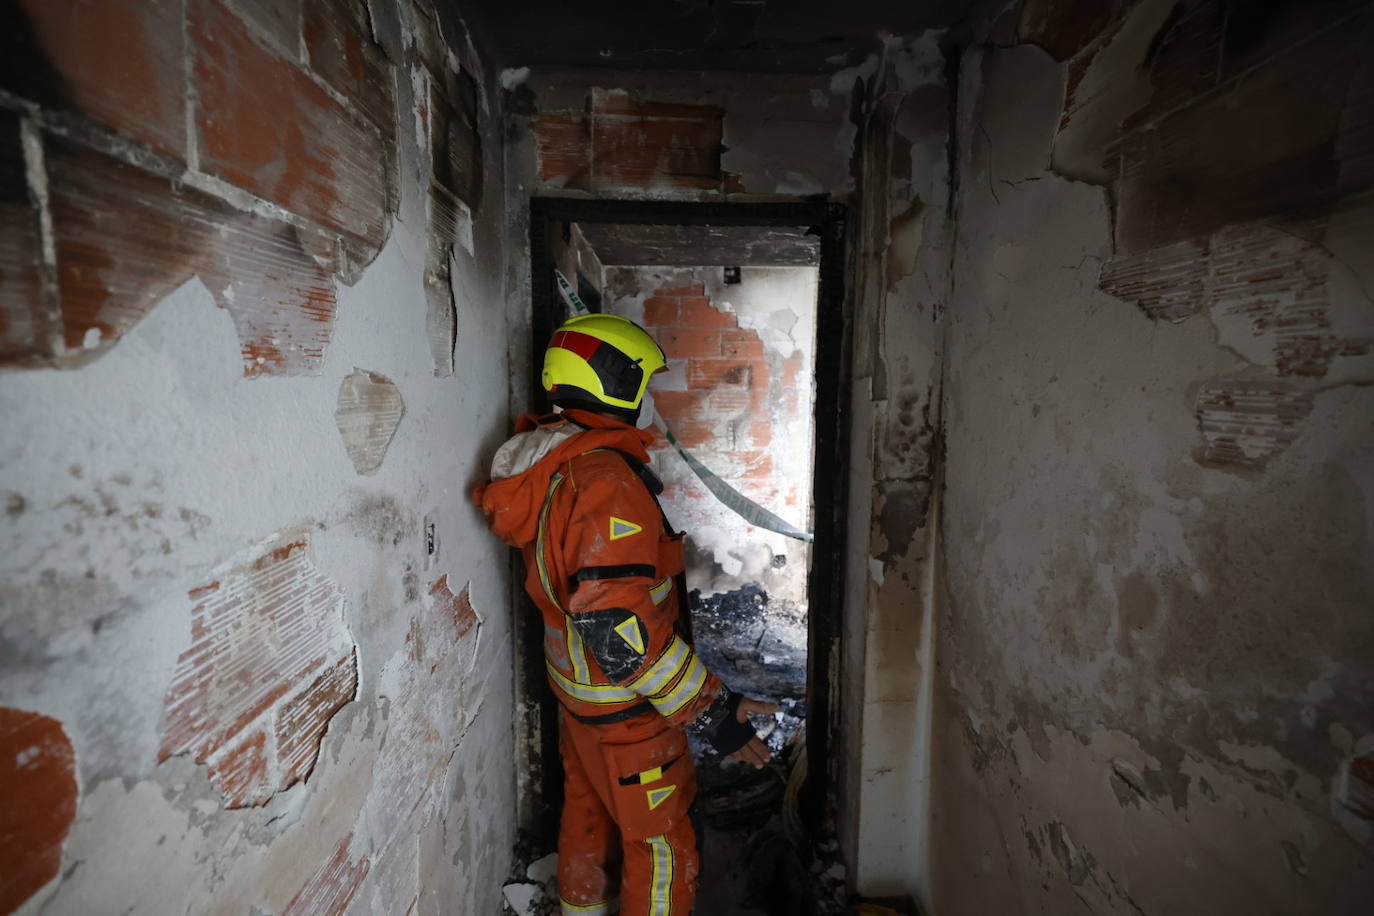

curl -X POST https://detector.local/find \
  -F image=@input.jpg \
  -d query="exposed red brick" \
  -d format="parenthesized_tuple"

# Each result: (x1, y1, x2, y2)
(159, 531, 356, 808)
(431, 73, 483, 209)
(677, 296, 738, 328)
(706, 386, 766, 417)
(1114, 21, 1357, 253)
(736, 450, 775, 481)
(283, 833, 371, 916)
(45, 137, 340, 376)
(687, 358, 768, 391)
(276, 651, 358, 785)
(720, 329, 765, 359)
(303, 0, 396, 135)
(659, 283, 705, 297)
(591, 92, 724, 192)
(429, 574, 478, 640)
(0, 708, 78, 915)
(203, 218, 339, 377)
(19, 0, 187, 158)
(46, 139, 211, 352)
(642, 296, 680, 326)
(668, 419, 716, 449)
(231, 0, 304, 56)
(1099, 239, 1209, 323)
(657, 329, 721, 359)
(748, 420, 774, 447)
(531, 114, 591, 189)
(1208, 221, 1363, 378)
(1195, 380, 1315, 469)
(592, 91, 722, 121)
(193, 0, 390, 251)
(213, 725, 272, 808)
(654, 389, 707, 419)
(0, 111, 52, 367)
(645, 427, 670, 450)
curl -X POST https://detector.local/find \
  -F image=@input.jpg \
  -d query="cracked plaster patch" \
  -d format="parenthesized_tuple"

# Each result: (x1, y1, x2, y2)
(158, 529, 358, 808)
(335, 368, 406, 476)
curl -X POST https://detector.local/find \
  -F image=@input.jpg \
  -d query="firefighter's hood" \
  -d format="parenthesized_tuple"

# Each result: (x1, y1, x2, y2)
(473, 410, 654, 547)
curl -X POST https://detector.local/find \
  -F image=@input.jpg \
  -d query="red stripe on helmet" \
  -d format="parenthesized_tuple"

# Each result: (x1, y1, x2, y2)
(551, 329, 602, 361)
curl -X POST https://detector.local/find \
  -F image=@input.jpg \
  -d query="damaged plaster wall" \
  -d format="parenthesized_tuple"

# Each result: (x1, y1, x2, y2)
(931, 1, 1374, 913)
(837, 32, 954, 904)
(1, 2, 515, 914)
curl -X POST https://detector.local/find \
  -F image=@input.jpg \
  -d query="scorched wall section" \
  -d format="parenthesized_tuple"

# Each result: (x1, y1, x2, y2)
(0, 2, 515, 914)
(931, 2, 1374, 913)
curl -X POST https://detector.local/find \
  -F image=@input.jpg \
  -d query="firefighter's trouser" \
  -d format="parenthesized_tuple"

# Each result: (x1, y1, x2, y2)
(557, 710, 699, 916)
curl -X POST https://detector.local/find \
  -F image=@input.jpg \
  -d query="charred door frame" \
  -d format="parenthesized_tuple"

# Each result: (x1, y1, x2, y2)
(523, 197, 851, 842)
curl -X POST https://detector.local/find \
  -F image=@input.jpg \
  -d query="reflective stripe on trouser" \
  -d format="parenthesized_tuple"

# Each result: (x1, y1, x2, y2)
(559, 715, 698, 916)
(618, 824, 694, 916)
(561, 899, 618, 915)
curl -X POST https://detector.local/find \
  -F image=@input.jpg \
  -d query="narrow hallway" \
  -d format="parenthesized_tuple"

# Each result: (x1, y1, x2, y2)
(2, 2, 1371, 915)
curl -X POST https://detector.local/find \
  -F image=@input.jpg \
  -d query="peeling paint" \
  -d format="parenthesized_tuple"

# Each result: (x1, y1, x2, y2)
(159, 529, 358, 808)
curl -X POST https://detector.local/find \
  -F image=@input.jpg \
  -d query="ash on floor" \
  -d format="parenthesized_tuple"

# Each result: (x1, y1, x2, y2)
(692, 584, 806, 701)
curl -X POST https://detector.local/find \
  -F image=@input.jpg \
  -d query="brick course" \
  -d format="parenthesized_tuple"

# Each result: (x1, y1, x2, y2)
(18, 0, 188, 159)
(193, 0, 390, 250)
(637, 278, 796, 532)
(159, 532, 358, 808)
(531, 93, 728, 193)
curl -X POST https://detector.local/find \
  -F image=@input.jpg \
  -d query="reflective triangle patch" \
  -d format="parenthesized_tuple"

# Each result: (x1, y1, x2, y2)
(646, 785, 676, 810)
(609, 517, 642, 540)
(614, 616, 646, 654)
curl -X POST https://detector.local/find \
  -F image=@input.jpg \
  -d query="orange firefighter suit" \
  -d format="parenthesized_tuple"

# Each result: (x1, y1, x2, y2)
(476, 409, 759, 916)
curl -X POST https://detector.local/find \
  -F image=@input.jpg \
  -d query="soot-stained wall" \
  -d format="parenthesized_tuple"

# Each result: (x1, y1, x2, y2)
(0, 1, 515, 913)
(837, 32, 954, 900)
(931, 1, 1374, 913)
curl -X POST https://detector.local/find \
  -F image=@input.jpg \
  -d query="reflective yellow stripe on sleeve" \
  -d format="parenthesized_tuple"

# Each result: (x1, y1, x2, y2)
(649, 577, 673, 605)
(536, 472, 595, 684)
(546, 661, 640, 705)
(627, 635, 691, 697)
(566, 618, 591, 684)
(535, 473, 567, 612)
(649, 654, 708, 717)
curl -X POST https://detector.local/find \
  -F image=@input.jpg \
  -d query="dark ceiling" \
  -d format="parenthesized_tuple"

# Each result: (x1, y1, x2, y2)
(577, 223, 820, 267)
(461, 0, 990, 73)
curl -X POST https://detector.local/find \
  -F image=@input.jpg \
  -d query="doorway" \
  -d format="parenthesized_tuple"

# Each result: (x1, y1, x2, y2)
(519, 199, 850, 883)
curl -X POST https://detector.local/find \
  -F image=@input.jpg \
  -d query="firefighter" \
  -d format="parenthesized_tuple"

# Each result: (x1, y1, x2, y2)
(475, 313, 776, 915)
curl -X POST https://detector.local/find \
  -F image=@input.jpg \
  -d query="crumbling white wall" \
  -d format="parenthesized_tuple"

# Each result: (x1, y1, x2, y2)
(928, 2, 1374, 914)
(0, 2, 516, 913)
